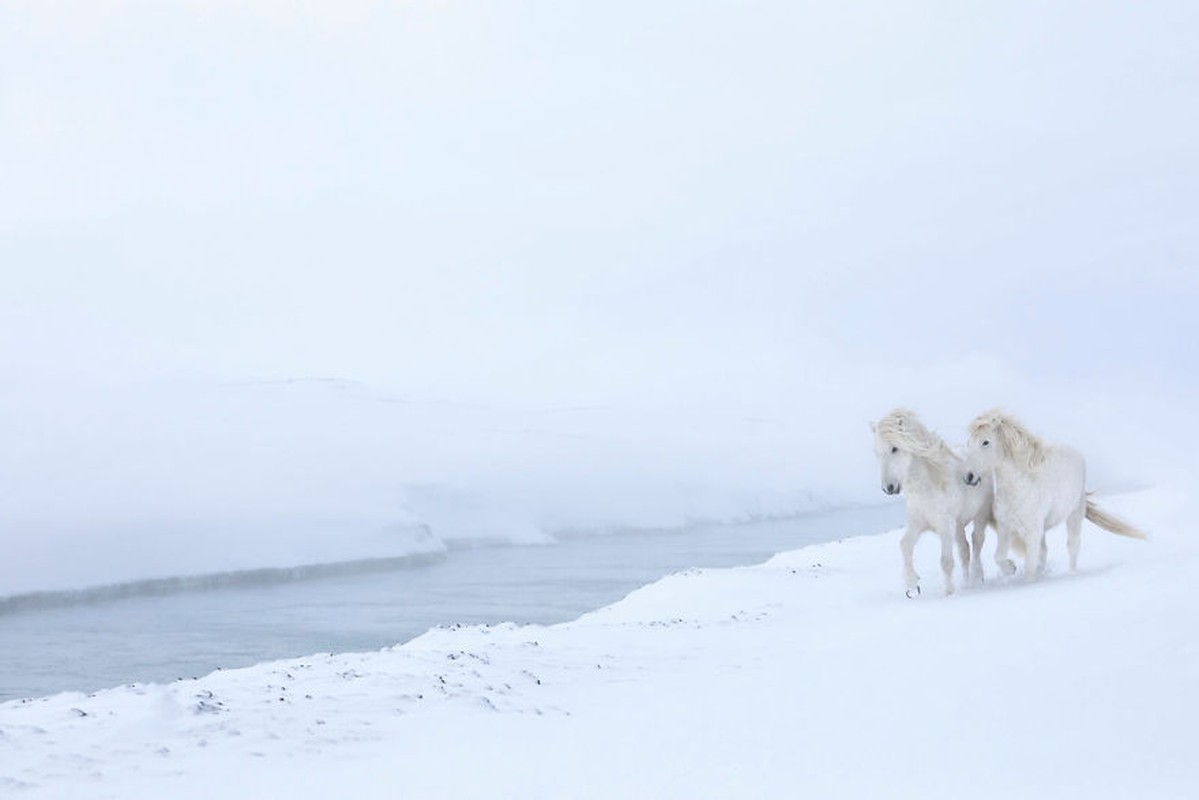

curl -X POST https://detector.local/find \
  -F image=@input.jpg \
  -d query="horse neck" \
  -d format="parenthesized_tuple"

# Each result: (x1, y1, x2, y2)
(907, 450, 952, 494)
(994, 452, 1037, 487)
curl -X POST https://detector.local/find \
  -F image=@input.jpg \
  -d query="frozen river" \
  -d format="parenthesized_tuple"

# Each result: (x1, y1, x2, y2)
(0, 504, 900, 701)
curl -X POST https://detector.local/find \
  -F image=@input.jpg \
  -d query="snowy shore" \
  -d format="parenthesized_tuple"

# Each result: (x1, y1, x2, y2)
(2, 488, 1194, 799)
(0, 377, 845, 603)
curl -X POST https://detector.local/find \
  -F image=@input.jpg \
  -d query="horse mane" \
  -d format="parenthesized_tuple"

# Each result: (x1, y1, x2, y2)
(875, 408, 957, 486)
(969, 409, 1050, 472)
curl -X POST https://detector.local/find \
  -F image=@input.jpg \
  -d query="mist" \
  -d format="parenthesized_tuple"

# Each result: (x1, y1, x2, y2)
(2, 1, 1196, 590)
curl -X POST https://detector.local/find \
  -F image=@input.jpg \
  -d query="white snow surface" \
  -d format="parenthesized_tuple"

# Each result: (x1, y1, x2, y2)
(2, 488, 1193, 798)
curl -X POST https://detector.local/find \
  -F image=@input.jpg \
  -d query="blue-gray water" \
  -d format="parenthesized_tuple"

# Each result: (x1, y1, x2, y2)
(0, 504, 900, 701)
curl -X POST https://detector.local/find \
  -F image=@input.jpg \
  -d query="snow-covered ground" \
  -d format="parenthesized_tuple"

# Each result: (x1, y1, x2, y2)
(4, 5, 1195, 795)
(3, 487, 1192, 799)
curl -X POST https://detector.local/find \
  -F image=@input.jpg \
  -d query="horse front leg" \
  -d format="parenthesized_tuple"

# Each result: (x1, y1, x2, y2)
(969, 516, 987, 583)
(938, 527, 956, 595)
(994, 525, 1017, 577)
(900, 526, 921, 597)
(954, 522, 970, 584)
(1023, 525, 1044, 581)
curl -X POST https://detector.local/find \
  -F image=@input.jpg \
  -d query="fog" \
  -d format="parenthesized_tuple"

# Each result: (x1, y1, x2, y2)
(2, 2, 1196, 588)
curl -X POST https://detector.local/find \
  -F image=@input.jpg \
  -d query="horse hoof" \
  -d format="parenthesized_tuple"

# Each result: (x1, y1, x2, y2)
(905, 586, 921, 599)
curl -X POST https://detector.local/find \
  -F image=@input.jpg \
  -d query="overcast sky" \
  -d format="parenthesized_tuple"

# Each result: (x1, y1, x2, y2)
(1, 2, 1196, 526)
(3, 1, 1194, 394)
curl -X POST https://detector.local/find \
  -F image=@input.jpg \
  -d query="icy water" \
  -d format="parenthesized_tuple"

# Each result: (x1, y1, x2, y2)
(0, 504, 900, 701)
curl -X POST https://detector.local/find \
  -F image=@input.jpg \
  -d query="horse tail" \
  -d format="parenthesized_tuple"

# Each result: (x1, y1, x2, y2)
(1085, 497, 1148, 540)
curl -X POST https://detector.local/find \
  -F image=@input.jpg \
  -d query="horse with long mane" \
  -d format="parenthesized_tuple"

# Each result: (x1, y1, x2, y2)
(873, 409, 995, 596)
(964, 410, 1146, 580)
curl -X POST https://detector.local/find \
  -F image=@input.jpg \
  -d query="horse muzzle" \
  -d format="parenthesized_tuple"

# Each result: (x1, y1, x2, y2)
(883, 483, 901, 495)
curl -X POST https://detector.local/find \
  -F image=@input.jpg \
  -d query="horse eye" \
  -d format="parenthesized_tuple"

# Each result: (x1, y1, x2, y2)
(982, 440, 990, 447)
(890, 446, 898, 454)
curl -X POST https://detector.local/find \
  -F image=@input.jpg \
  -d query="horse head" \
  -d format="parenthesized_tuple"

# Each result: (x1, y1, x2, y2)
(966, 409, 1047, 482)
(964, 410, 1004, 485)
(872, 409, 920, 496)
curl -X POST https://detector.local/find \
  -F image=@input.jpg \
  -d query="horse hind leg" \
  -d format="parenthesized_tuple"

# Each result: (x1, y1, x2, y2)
(1067, 505, 1084, 571)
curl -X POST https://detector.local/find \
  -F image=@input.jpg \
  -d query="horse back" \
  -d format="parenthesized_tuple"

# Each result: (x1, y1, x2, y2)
(1042, 444, 1087, 526)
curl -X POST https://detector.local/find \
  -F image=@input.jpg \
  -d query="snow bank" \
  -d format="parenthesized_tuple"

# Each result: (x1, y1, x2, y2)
(0, 375, 846, 599)
(2, 488, 1193, 798)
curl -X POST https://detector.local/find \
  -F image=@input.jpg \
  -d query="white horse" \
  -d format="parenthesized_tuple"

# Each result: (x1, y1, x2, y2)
(873, 409, 996, 596)
(964, 410, 1146, 580)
